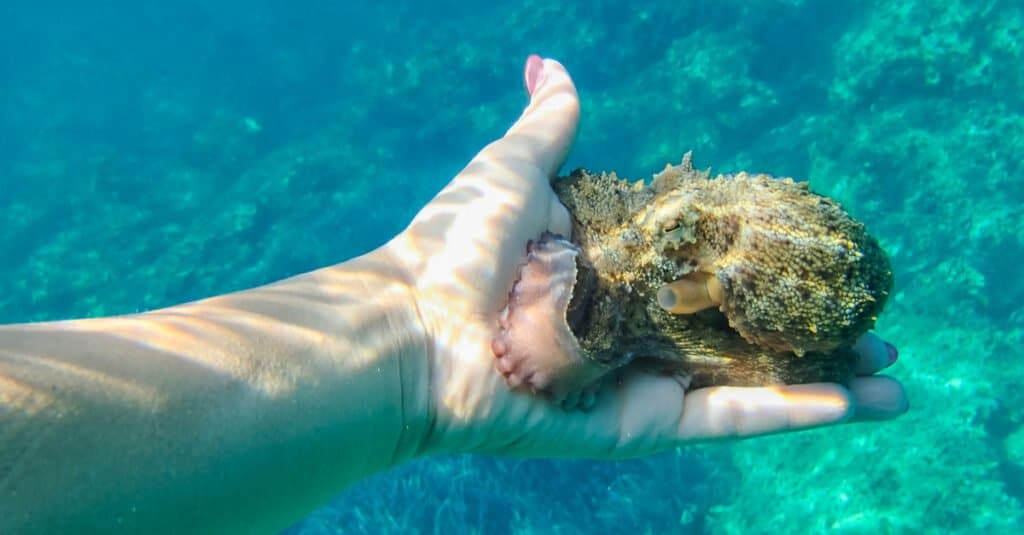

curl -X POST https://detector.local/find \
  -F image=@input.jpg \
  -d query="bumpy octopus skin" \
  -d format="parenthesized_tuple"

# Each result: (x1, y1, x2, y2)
(493, 155, 891, 407)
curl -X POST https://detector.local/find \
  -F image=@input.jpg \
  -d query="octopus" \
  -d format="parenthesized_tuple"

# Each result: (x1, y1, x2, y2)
(492, 154, 893, 408)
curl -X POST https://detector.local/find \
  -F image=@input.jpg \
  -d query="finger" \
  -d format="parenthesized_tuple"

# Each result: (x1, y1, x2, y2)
(853, 332, 899, 375)
(848, 375, 908, 421)
(491, 370, 689, 459)
(398, 57, 580, 307)
(524, 54, 545, 95)
(505, 55, 581, 175)
(678, 383, 853, 441)
(442, 55, 578, 198)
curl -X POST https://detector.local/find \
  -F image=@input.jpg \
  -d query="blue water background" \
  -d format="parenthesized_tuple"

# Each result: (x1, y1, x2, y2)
(2, 0, 1021, 532)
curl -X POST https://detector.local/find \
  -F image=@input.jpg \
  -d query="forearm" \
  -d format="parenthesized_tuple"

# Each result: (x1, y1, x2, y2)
(0, 247, 428, 533)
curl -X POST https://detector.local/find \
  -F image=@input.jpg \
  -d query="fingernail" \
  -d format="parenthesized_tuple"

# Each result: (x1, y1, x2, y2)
(524, 54, 546, 95)
(885, 342, 898, 366)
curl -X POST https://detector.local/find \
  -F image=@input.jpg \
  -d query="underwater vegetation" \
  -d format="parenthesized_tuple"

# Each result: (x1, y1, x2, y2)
(1, 0, 1021, 532)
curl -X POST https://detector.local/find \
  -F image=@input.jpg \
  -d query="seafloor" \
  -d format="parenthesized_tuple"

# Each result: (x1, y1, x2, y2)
(1, 0, 1021, 533)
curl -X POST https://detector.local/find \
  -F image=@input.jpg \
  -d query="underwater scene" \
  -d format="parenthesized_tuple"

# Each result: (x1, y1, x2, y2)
(1, 0, 1021, 533)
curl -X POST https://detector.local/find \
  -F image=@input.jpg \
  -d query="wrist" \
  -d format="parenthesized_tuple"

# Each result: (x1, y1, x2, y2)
(304, 244, 434, 475)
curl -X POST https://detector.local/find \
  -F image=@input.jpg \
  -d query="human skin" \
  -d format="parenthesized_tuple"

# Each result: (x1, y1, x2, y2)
(0, 56, 907, 533)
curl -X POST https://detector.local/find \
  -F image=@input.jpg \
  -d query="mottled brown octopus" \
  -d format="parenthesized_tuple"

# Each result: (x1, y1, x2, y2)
(492, 154, 892, 409)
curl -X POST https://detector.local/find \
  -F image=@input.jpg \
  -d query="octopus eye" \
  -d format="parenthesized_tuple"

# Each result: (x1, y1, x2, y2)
(663, 223, 680, 233)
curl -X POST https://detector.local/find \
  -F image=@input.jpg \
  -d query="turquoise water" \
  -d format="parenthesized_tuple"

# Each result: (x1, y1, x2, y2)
(2, 0, 1021, 532)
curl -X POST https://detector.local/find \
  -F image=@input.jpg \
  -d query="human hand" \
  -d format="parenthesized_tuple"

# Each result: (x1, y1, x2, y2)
(392, 56, 907, 460)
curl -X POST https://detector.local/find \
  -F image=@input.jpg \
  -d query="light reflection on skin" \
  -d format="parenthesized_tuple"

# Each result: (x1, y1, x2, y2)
(0, 255, 424, 533)
(690, 385, 853, 439)
(24, 276, 388, 399)
(395, 131, 578, 422)
(0, 261, 416, 417)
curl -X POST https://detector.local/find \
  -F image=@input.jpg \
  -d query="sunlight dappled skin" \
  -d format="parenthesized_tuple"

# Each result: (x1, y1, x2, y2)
(0, 249, 429, 533)
(0, 375, 55, 416)
(1, 347, 162, 410)
(683, 385, 852, 439)
(392, 58, 578, 425)
(2, 260, 417, 403)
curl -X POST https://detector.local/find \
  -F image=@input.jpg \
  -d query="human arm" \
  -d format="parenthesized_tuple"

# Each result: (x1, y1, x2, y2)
(0, 55, 906, 534)
(0, 251, 427, 533)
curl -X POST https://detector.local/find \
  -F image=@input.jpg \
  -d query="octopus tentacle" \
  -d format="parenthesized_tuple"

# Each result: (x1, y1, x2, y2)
(493, 232, 608, 409)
